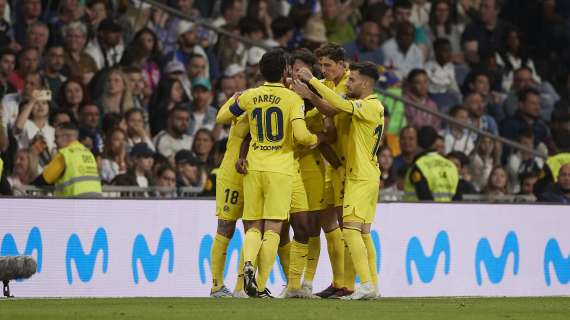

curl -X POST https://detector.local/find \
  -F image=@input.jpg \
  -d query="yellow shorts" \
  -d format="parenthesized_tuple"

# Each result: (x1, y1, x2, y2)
(301, 169, 326, 211)
(215, 177, 244, 221)
(342, 179, 379, 224)
(326, 165, 345, 207)
(243, 171, 293, 221)
(291, 169, 309, 214)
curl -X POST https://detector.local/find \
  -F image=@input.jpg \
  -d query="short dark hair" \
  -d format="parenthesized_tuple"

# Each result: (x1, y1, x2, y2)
(271, 16, 294, 39)
(518, 87, 540, 102)
(259, 48, 287, 82)
(57, 121, 79, 132)
(0, 48, 15, 60)
(394, 0, 412, 10)
(315, 43, 345, 62)
(450, 105, 467, 117)
(221, 0, 239, 15)
(407, 68, 427, 83)
(417, 126, 438, 150)
(447, 151, 470, 167)
(291, 48, 317, 69)
(433, 38, 451, 51)
(349, 61, 379, 82)
(239, 18, 265, 36)
(169, 105, 190, 118)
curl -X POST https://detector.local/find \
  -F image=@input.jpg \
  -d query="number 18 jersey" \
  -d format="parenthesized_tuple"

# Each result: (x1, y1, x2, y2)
(231, 82, 308, 176)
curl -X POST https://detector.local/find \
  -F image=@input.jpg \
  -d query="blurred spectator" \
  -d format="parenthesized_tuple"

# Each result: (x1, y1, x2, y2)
(433, 134, 445, 155)
(100, 128, 128, 184)
(175, 149, 207, 188)
(464, 91, 499, 141)
(188, 54, 208, 80)
(101, 112, 126, 138)
(382, 21, 424, 78)
(49, 109, 73, 128)
(321, 0, 358, 44)
(378, 146, 397, 189)
(7, 148, 39, 194)
(153, 164, 177, 198)
(224, 63, 247, 91)
(443, 106, 474, 155)
(518, 171, 539, 200)
(538, 163, 570, 203)
(124, 66, 150, 111)
(500, 87, 550, 161)
(149, 78, 188, 136)
(97, 68, 134, 114)
(57, 78, 89, 120)
(85, 0, 108, 36)
(483, 165, 511, 196)
(343, 20, 385, 65)
(85, 18, 125, 70)
(43, 44, 67, 97)
(506, 129, 546, 193)
(362, 3, 393, 45)
(461, 0, 511, 54)
(128, 28, 162, 90)
(463, 70, 504, 122)
(0, 49, 16, 100)
(161, 21, 207, 69)
(0, 0, 11, 49)
(428, 0, 463, 61)
(392, 0, 430, 52)
(112, 142, 155, 187)
(393, 126, 418, 174)
(496, 27, 540, 92)
(265, 16, 294, 48)
(469, 135, 500, 191)
(24, 22, 49, 55)
(502, 67, 559, 122)
(447, 150, 477, 197)
(188, 77, 216, 136)
(425, 38, 461, 113)
(14, 93, 56, 153)
(213, 0, 244, 28)
(2, 72, 43, 129)
(246, 0, 273, 39)
(78, 103, 103, 154)
(191, 128, 215, 170)
(14, 0, 45, 46)
(9, 46, 40, 91)
(153, 106, 193, 159)
(62, 21, 98, 83)
(404, 69, 441, 130)
(216, 24, 246, 71)
(124, 108, 154, 152)
(216, 75, 238, 107)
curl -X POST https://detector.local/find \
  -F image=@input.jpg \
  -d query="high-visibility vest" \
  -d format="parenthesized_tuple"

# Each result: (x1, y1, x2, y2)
(54, 141, 102, 197)
(404, 152, 459, 202)
(0, 158, 3, 180)
(546, 153, 570, 182)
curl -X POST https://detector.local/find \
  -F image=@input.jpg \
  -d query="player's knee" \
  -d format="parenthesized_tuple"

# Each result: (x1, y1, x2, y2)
(217, 219, 236, 238)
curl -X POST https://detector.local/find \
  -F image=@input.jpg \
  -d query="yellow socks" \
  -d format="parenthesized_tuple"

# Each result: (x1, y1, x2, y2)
(304, 236, 320, 284)
(256, 230, 280, 292)
(343, 243, 355, 291)
(243, 228, 263, 265)
(342, 228, 371, 284)
(325, 228, 344, 288)
(234, 248, 245, 292)
(210, 234, 230, 290)
(277, 241, 291, 281)
(362, 233, 378, 287)
(287, 240, 308, 290)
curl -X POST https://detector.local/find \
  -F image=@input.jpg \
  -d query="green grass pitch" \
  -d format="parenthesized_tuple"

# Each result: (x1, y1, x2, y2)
(1, 297, 569, 319)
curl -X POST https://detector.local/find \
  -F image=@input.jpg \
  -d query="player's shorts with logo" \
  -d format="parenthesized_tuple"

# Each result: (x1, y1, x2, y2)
(215, 176, 244, 221)
(243, 170, 293, 221)
(342, 178, 379, 223)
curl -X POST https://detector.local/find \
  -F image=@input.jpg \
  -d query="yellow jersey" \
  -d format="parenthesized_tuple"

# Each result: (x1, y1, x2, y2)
(310, 78, 384, 181)
(218, 97, 249, 183)
(217, 82, 317, 176)
(323, 70, 351, 160)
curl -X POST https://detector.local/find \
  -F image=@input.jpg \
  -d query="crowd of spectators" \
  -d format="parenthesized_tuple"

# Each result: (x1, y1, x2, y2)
(0, 0, 569, 202)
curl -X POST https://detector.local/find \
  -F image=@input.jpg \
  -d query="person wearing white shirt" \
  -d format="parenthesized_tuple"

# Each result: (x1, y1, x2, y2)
(1, 72, 43, 129)
(84, 18, 125, 70)
(443, 106, 475, 155)
(13, 93, 56, 156)
(381, 21, 424, 79)
(153, 106, 193, 160)
(411, 0, 431, 28)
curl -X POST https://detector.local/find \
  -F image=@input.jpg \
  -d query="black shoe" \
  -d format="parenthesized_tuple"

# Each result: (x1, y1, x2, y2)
(243, 261, 257, 297)
(315, 284, 340, 298)
(256, 288, 273, 298)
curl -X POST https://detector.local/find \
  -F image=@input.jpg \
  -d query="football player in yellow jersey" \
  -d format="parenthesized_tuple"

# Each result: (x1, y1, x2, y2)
(216, 49, 321, 298)
(294, 61, 384, 300)
(209, 95, 250, 298)
(295, 43, 351, 298)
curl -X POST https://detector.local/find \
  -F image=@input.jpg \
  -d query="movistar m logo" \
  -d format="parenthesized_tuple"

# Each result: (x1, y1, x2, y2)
(66, 227, 108, 284)
(406, 231, 450, 285)
(132, 228, 174, 284)
(475, 231, 519, 286)
(199, 231, 285, 284)
(1, 227, 43, 275)
(544, 239, 570, 286)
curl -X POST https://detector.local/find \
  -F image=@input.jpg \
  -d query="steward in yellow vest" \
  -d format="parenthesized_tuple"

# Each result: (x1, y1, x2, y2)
(33, 122, 102, 197)
(403, 126, 459, 202)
